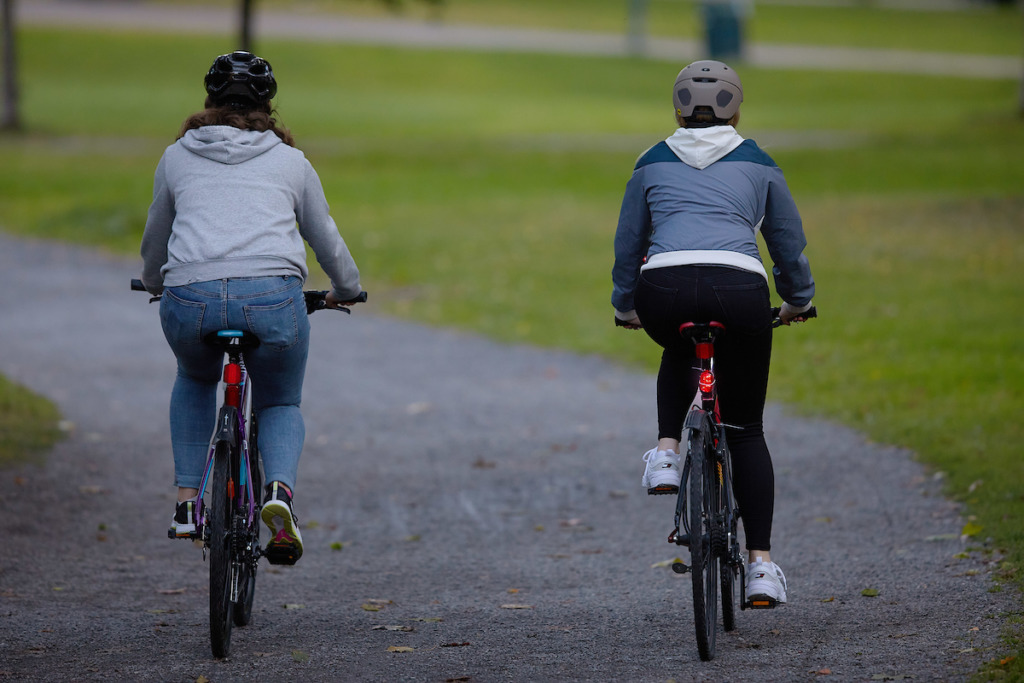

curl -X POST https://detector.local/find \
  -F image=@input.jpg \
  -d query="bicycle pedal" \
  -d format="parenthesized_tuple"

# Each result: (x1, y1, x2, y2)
(744, 595, 779, 609)
(265, 543, 301, 566)
(168, 528, 198, 540)
(671, 561, 690, 574)
(647, 485, 679, 496)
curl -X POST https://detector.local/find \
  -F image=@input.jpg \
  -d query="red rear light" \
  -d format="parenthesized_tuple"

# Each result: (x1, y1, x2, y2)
(225, 385, 241, 408)
(223, 363, 242, 384)
(695, 343, 713, 360)
(699, 370, 715, 394)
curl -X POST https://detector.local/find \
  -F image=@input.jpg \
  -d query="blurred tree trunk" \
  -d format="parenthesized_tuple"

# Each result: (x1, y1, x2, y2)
(239, 0, 253, 51)
(1, 0, 19, 131)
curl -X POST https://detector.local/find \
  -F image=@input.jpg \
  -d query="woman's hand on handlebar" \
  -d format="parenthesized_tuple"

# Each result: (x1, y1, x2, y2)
(325, 291, 366, 309)
(775, 302, 817, 327)
(614, 311, 643, 330)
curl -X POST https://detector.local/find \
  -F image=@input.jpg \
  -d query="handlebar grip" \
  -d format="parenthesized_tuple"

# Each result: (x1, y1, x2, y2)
(771, 305, 817, 327)
(131, 278, 146, 291)
(346, 291, 369, 304)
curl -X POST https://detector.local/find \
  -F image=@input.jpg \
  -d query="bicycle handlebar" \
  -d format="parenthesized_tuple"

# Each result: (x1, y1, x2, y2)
(131, 279, 368, 315)
(770, 305, 817, 328)
(614, 305, 817, 329)
(303, 290, 367, 315)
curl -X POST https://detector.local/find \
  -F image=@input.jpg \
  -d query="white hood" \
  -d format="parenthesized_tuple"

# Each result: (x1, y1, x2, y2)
(664, 126, 744, 170)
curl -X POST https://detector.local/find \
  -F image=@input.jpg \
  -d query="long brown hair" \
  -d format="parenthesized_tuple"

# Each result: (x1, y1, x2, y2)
(178, 97, 296, 147)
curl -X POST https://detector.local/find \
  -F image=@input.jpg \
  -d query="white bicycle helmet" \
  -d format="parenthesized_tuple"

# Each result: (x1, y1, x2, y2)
(672, 60, 743, 124)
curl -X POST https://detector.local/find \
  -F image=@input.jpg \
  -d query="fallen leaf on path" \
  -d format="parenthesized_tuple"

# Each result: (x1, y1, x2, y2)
(388, 646, 415, 653)
(157, 588, 186, 595)
(371, 625, 414, 632)
(330, 542, 343, 551)
(197, 676, 211, 683)
(283, 604, 305, 610)
(961, 521, 983, 538)
(405, 401, 432, 415)
(441, 642, 471, 647)
(291, 650, 310, 663)
(411, 617, 443, 622)
(651, 558, 685, 569)
(861, 588, 880, 597)
(820, 596, 835, 603)
(500, 604, 534, 610)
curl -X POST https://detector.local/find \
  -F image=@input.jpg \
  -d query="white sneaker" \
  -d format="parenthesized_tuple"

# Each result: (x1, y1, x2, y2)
(746, 556, 788, 607)
(641, 448, 681, 495)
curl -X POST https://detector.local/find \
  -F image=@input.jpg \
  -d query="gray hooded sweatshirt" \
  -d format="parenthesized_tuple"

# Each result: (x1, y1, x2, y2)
(612, 126, 813, 316)
(141, 126, 361, 299)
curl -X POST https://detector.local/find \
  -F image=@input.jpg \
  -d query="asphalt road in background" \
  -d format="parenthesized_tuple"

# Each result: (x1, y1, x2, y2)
(19, 0, 1021, 78)
(0, 235, 1016, 681)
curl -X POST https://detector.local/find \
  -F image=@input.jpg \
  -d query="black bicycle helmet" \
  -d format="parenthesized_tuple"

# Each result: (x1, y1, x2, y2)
(672, 60, 743, 124)
(204, 51, 277, 107)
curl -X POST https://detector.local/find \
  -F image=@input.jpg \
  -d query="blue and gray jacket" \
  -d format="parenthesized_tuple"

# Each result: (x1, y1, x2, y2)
(612, 126, 814, 316)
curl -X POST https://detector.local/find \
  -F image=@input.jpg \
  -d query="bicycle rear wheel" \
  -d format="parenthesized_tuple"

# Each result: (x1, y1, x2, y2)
(687, 423, 719, 661)
(716, 430, 738, 633)
(233, 416, 261, 628)
(209, 442, 234, 658)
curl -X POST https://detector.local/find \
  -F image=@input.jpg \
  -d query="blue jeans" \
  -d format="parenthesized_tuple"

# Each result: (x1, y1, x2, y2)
(159, 277, 310, 491)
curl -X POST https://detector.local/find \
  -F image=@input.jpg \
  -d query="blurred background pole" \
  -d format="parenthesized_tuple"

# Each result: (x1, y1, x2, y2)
(1, 0, 19, 132)
(239, 0, 253, 51)
(627, 0, 650, 57)
(701, 0, 751, 61)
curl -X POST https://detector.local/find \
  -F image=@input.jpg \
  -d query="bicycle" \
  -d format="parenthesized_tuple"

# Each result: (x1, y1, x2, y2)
(621, 305, 815, 661)
(131, 279, 366, 658)
(673, 306, 815, 660)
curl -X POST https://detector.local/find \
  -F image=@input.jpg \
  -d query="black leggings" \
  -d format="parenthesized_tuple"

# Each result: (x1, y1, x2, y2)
(634, 265, 776, 551)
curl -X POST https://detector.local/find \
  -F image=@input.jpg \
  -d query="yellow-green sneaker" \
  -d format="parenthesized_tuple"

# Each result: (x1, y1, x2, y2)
(261, 482, 303, 565)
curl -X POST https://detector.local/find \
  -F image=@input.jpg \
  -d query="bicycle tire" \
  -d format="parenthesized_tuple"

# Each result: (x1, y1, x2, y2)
(233, 415, 261, 627)
(717, 429, 738, 633)
(687, 420, 719, 661)
(209, 441, 234, 658)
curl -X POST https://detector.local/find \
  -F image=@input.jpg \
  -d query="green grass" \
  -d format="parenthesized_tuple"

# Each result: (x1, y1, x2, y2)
(0, 375, 62, 467)
(1, 13, 1023, 673)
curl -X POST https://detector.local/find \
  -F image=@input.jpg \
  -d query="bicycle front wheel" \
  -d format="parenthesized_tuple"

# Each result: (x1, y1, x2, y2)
(209, 442, 234, 658)
(687, 423, 719, 661)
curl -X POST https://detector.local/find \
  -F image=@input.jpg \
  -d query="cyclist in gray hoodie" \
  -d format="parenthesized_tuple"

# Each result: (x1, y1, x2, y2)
(140, 51, 362, 564)
(612, 60, 814, 606)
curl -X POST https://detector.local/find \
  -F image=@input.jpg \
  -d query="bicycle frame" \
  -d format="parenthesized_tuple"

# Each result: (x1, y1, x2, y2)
(194, 335, 259, 542)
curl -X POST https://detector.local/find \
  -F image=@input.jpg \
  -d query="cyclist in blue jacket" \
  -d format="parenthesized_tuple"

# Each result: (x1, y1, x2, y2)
(612, 60, 814, 605)
(140, 51, 362, 564)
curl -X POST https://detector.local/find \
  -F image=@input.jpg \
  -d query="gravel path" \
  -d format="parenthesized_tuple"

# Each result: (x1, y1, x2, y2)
(0, 234, 1016, 681)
